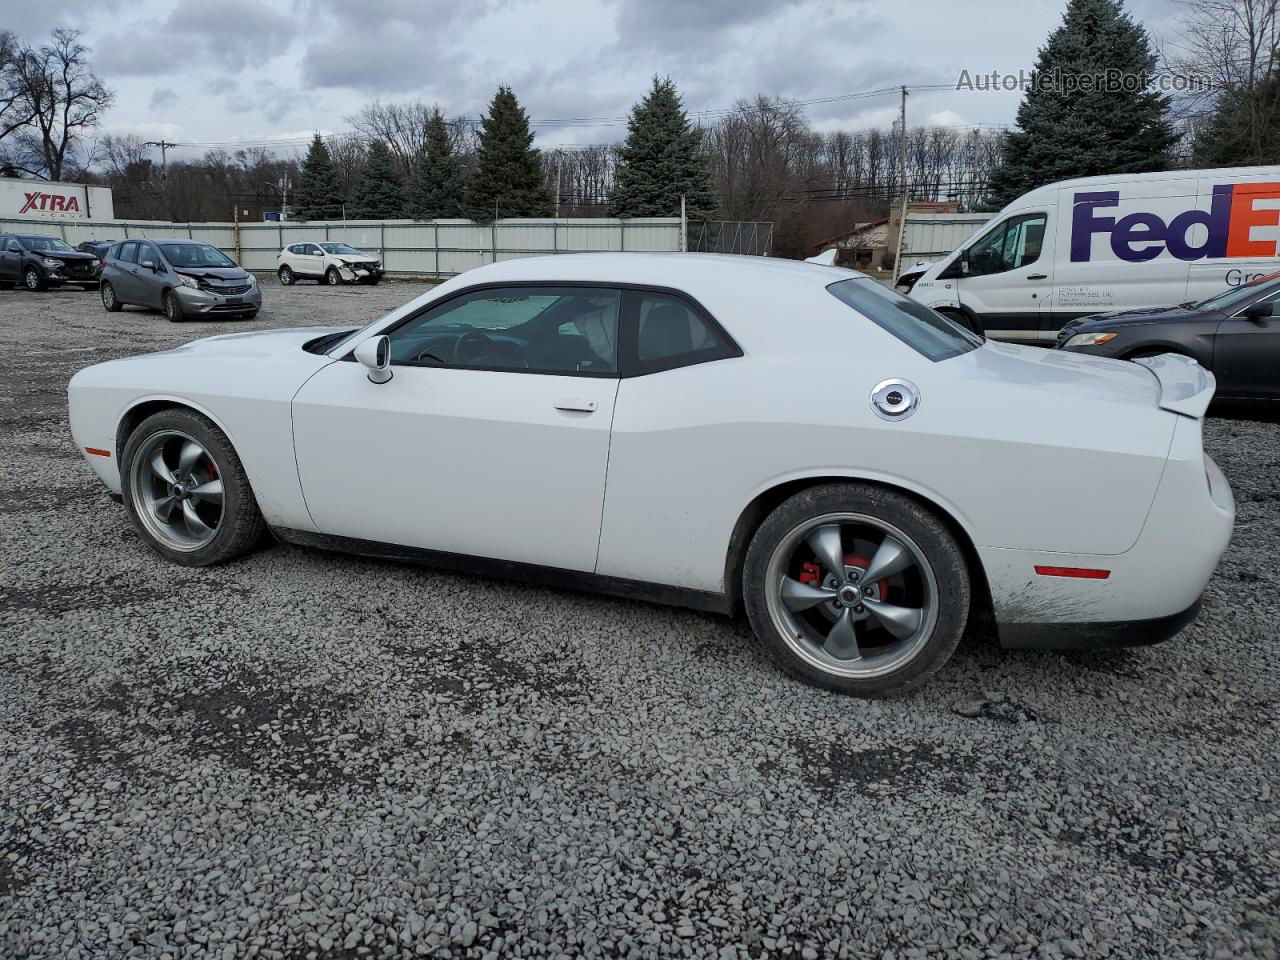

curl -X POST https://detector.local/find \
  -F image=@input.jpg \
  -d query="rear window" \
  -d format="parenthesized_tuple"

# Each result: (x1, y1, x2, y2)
(827, 278, 981, 362)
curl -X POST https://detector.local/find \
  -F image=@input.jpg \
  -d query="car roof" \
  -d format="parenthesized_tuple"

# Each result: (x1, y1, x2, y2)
(453, 252, 852, 289)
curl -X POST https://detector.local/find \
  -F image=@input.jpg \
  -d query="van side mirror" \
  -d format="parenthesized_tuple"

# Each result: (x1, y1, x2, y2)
(354, 335, 393, 383)
(959, 249, 970, 275)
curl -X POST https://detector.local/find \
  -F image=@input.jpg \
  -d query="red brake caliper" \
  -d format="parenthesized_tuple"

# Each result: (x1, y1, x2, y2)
(798, 552, 890, 599)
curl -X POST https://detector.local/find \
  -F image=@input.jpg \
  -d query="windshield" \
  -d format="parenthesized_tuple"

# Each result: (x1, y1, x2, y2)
(1194, 277, 1280, 312)
(320, 242, 361, 255)
(160, 243, 236, 268)
(22, 236, 74, 253)
(827, 277, 982, 361)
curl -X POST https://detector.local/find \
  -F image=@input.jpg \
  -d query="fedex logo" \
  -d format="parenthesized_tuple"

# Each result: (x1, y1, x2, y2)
(1070, 183, 1280, 262)
(18, 191, 81, 215)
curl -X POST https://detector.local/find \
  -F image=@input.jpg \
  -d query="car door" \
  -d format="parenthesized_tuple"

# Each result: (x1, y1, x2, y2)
(133, 243, 164, 308)
(1213, 290, 1280, 399)
(953, 212, 1052, 342)
(111, 241, 142, 302)
(0, 237, 21, 281)
(300, 244, 324, 277)
(291, 284, 622, 572)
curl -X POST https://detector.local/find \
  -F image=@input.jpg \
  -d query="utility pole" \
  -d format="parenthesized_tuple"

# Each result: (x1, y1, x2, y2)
(280, 172, 290, 222)
(893, 86, 909, 284)
(145, 140, 178, 179)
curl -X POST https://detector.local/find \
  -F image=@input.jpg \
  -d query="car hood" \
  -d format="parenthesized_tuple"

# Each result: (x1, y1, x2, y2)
(334, 254, 379, 263)
(171, 266, 250, 281)
(162, 326, 353, 358)
(41, 250, 98, 263)
(1067, 305, 1204, 332)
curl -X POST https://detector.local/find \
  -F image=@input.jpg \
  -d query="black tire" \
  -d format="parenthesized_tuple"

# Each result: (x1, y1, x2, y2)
(278, 265, 294, 285)
(742, 483, 970, 697)
(101, 281, 123, 312)
(23, 266, 45, 291)
(325, 266, 342, 286)
(367, 276, 380, 285)
(244, 310, 259, 319)
(163, 290, 185, 323)
(121, 408, 266, 567)
(938, 308, 983, 337)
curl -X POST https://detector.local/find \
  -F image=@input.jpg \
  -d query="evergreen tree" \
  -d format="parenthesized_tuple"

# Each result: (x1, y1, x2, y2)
(1193, 74, 1280, 167)
(610, 77, 716, 219)
(294, 133, 344, 221)
(350, 139, 406, 219)
(987, 0, 1177, 207)
(463, 85, 553, 220)
(408, 110, 465, 219)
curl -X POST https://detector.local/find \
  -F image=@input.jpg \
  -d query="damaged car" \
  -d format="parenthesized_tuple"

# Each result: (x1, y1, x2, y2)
(276, 242, 384, 286)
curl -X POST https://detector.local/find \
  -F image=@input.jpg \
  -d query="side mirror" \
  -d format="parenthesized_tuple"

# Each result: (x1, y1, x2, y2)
(354, 335, 393, 383)
(1243, 301, 1272, 323)
(959, 249, 970, 275)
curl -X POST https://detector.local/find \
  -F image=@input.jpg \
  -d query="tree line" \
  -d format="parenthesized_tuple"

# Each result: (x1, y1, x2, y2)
(6, 1, 1280, 256)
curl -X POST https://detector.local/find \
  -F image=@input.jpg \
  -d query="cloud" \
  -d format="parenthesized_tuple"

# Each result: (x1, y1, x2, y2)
(150, 87, 177, 110)
(96, 32, 184, 77)
(613, 0, 805, 50)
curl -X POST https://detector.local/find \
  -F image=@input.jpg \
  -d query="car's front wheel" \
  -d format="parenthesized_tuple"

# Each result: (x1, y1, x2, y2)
(743, 483, 970, 697)
(163, 290, 184, 323)
(101, 281, 123, 312)
(326, 266, 342, 286)
(23, 266, 45, 291)
(278, 265, 294, 285)
(121, 409, 266, 567)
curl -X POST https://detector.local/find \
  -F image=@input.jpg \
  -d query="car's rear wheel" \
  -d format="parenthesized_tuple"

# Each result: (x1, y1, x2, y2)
(326, 266, 342, 286)
(23, 266, 45, 291)
(121, 409, 266, 567)
(278, 265, 294, 285)
(163, 290, 184, 323)
(101, 281, 122, 312)
(743, 483, 970, 697)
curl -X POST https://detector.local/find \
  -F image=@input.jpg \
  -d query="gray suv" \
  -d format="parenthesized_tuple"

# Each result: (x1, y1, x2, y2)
(101, 239, 261, 322)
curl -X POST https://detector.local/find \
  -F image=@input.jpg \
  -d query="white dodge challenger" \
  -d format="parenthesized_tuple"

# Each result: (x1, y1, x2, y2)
(68, 254, 1234, 696)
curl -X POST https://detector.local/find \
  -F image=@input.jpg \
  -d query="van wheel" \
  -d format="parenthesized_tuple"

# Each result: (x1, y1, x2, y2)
(743, 483, 970, 697)
(938, 308, 983, 337)
(163, 290, 185, 323)
(101, 281, 123, 312)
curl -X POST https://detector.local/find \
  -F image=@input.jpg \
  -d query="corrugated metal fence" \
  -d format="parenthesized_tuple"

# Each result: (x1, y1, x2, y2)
(901, 212, 992, 263)
(0, 216, 690, 277)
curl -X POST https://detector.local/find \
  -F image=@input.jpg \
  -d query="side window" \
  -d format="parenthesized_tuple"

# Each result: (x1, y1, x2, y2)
(622, 290, 739, 375)
(119, 241, 138, 263)
(137, 244, 159, 269)
(287, 244, 300, 255)
(308, 244, 324, 256)
(5, 238, 19, 253)
(385, 286, 621, 376)
(966, 214, 1047, 276)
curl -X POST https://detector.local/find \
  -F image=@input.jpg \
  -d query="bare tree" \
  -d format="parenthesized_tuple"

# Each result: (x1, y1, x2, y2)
(9, 29, 113, 180)
(0, 31, 34, 146)
(347, 100, 448, 178)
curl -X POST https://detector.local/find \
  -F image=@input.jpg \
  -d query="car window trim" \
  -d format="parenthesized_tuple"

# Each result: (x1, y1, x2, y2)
(617, 287, 744, 377)
(355, 280, 739, 380)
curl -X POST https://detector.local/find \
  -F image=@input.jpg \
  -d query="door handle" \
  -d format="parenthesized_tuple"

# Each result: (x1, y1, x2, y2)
(1027, 273, 1048, 280)
(554, 398, 598, 413)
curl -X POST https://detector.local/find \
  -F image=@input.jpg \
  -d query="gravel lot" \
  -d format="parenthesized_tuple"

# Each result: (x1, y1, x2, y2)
(1, 280, 1277, 960)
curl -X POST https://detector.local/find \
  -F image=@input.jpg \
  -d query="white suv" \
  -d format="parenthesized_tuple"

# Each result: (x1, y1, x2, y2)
(276, 242, 384, 286)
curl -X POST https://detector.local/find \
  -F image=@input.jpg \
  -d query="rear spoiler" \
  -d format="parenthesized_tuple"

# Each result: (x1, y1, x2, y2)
(1133, 353, 1216, 419)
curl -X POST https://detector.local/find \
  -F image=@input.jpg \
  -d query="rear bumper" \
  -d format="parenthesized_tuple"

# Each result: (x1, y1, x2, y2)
(999, 597, 1202, 650)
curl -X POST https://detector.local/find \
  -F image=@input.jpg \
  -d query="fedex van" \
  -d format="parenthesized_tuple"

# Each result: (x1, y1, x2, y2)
(908, 166, 1280, 342)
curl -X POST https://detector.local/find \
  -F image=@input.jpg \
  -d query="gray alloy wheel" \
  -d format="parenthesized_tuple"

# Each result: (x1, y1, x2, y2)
(326, 266, 341, 286)
(121, 408, 266, 567)
(278, 264, 294, 285)
(23, 266, 43, 291)
(743, 483, 970, 696)
(765, 513, 939, 680)
(163, 290, 184, 322)
(128, 430, 224, 552)
(101, 281, 122, 312)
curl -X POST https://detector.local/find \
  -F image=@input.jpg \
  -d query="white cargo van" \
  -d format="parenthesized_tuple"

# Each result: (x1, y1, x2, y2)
(908, 166, 1280, 342)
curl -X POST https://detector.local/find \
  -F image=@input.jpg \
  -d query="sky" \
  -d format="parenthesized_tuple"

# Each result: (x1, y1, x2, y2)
(17, 0, 1185, 163)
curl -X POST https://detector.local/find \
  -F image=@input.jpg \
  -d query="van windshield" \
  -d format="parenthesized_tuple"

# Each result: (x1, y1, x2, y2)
(827, 278, 982, 361)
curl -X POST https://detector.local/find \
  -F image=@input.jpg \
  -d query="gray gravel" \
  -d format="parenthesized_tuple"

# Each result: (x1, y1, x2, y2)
(1, 280, 1278, 960)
